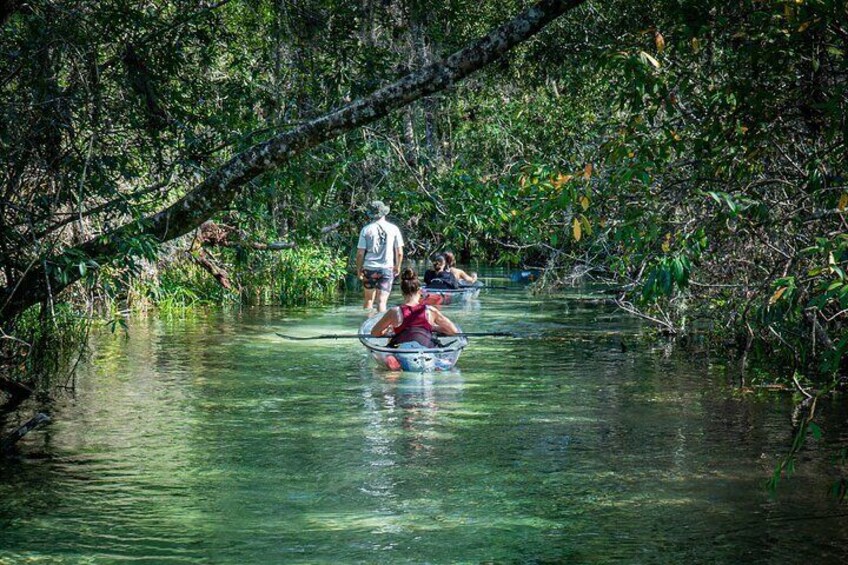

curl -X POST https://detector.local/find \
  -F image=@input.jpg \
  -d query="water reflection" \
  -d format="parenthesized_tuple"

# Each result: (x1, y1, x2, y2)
(363, 369, 466, 458)
(2, 286, 848, 563)
(454, 298, 481, 313)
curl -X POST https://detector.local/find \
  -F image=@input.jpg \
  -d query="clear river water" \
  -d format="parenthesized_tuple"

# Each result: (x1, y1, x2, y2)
(2, 282, 848, 563)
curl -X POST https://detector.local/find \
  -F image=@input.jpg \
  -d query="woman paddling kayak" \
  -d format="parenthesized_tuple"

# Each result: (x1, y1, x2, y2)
(370, 268, 459, 347)
(422, 253, 483, 307)
(422, 254, 459, 306)
(444, 251, 478, 285)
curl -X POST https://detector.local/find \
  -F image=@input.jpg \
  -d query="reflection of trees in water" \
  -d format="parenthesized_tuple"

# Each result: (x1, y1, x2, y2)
(0, 316, 216, 557)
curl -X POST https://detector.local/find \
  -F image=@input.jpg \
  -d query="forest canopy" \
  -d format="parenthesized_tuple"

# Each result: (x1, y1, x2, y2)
(1, 0, 847, 396)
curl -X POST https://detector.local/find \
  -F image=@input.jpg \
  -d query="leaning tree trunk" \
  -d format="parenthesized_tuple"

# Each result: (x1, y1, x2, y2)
(0, 0, 586, 324)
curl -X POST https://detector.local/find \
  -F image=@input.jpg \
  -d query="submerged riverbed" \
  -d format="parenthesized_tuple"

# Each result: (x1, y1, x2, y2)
(2, 284, 848, 563)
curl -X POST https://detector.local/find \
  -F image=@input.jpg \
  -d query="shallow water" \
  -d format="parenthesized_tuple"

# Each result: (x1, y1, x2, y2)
(2, 283, 848, 563)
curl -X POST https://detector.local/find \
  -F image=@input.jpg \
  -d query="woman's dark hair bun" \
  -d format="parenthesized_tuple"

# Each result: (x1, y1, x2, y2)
(400, 268, 421, 296)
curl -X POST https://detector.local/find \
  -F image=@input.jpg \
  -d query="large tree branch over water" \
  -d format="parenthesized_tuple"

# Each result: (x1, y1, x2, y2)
(0, 0, 586, 323)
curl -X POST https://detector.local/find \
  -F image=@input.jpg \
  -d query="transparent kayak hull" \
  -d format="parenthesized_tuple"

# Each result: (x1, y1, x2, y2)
(359, 314, 467, 372)
(421, 283, 482, 306)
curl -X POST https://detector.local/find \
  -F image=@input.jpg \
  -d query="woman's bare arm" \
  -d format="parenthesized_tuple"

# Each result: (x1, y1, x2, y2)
(452, 267, 477, 283)
(371, 308, 401, 336)
(428, 308, 458, 335)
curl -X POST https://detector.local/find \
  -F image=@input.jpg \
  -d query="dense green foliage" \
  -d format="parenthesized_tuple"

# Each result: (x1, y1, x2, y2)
(1, 0, 846, 412)
(121, 243, 346, 310)
(3, 303, 89, 395)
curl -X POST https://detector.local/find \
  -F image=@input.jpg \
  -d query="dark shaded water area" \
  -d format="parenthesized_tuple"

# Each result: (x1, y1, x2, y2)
(2, 281, 848, 563)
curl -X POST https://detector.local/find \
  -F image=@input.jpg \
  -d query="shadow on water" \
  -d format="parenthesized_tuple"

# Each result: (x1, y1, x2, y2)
(2, 279, 848, 563)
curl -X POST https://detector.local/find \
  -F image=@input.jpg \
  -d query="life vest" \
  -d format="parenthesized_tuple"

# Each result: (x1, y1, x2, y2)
(387, 304, 436, 348)
(424, 269, 459, 289)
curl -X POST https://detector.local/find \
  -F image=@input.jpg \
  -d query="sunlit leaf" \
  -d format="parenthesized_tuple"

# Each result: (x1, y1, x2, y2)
(553, 173, 573, 189)
(583, 163, 593, 180)
(580, 214, 592, 236)
(838, 193, 848, 211)
(580, 195, 590, 210)
(654, 31, 665, 53)
(639, 51, 661, 69)
(769, 286, 787, 305)
(572, 218, 582, 242)
(691, 37, 700, 52)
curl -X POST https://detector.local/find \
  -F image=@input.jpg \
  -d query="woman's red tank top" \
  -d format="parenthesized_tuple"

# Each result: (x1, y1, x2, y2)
(396, 304, 432, 332)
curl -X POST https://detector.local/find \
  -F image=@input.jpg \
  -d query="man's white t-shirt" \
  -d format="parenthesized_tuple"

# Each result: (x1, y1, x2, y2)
(357, 218, 404, 270)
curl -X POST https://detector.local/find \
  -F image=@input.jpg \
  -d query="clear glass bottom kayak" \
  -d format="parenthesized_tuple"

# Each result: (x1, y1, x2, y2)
(359, 313, 468, 372)
(421, 282, 482, 306)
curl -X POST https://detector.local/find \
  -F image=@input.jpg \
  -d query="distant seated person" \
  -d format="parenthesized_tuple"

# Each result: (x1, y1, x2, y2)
(370, 269, 458, 348)
(423, 253, 460, 289)
(444, 251, 478, 285)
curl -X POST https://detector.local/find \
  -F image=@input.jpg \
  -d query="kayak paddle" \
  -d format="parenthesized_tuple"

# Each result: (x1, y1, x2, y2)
(276, 331, 519, 341)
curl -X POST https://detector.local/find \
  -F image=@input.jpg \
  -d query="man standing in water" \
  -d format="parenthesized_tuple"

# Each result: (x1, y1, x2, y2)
(355, 200, 404, 312)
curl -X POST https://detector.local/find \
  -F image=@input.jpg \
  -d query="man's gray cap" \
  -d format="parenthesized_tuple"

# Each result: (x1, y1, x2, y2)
(367, 200, 390, 219)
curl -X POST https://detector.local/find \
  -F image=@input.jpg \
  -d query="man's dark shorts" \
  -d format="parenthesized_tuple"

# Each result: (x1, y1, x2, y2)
(363, 268, 394, 292)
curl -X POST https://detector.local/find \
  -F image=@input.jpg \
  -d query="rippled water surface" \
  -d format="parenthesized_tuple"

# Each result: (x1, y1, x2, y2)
(2, 283, 848, 563)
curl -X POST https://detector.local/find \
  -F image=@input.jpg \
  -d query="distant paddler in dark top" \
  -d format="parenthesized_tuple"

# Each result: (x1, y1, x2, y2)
(370, 269, 458, 348)
(444, 251, 478, 285)
(423, 253, 460, 289)
(355, 200, 404, 312)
